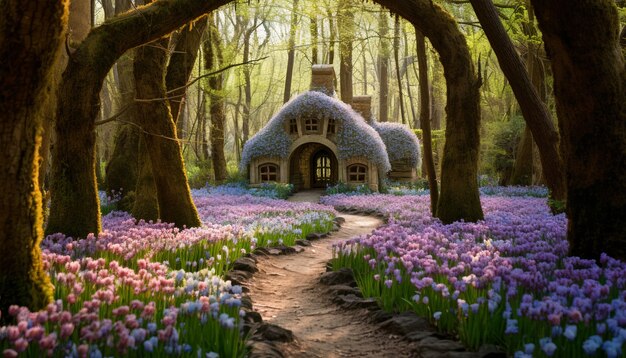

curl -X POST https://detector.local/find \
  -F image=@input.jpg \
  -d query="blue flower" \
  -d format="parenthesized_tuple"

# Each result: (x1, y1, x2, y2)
(505, 319, 518, 334)
(524, 343, 535, 354)
(433, 312, 442, 321)
(582, 335, 602, 355)
(563, 325, 577, 341)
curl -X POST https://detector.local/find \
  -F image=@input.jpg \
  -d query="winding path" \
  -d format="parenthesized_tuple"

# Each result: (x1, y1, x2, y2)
(247, 191, 417, 357)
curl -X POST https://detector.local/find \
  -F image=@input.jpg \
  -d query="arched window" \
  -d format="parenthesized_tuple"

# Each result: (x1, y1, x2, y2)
(347, 164, 367, 183)
(327, 118, 336, 134)
(304, 118, 319, 133)
(259, 164, 279, 182)
(289, 118, 298, 134)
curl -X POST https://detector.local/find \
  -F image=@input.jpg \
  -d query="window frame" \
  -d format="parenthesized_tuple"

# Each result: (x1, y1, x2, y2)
(347, 164, 367, 183)
(259, 163, 279, 182)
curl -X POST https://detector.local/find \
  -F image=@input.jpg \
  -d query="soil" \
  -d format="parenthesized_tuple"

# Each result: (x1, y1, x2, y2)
(247, 191, 418, 357)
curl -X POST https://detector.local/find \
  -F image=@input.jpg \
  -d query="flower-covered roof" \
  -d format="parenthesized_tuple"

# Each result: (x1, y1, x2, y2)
(371, 121, 421, 167)
(240, 91, 391, 172)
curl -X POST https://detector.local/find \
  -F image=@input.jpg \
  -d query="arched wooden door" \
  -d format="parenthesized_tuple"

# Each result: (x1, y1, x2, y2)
(310, 149, 337, 188)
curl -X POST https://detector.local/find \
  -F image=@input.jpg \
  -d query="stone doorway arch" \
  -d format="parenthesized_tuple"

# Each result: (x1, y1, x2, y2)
(289, 143, 338, 191)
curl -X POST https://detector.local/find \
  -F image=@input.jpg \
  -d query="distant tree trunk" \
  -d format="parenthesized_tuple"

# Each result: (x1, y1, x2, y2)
(165, 16, 207, 134)
(0, 0, 66, 313)
(416, 29, 439, 216)
(469, 0, 566, 201)
(338, 0, 354, 104)
(47, 0, 228, 237)
(310, 14, 319, 64)
(327, 7, 336, 64)
(242, 19, 255, 144)
(133, 37, 201, 228)
(394, 16, 406, 124)
(205, 15, 228, 183)
(532, 0, 626, 261)
(104, 0, 138, 210)
(362, 48, 368, 94)
(379, 0, 484, 223)
(283, 0, 299, 103)
(378, 11, 390, 122)
(510, 126, 533, 185)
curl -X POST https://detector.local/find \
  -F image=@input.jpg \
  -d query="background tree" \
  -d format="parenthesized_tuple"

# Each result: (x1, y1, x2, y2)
(531, 0, 626, 261)
(0, 0, 67, 313)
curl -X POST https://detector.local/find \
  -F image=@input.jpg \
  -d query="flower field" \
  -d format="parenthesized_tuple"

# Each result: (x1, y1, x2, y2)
(1, 190, 336, 357)
(322, 193, 626, 357)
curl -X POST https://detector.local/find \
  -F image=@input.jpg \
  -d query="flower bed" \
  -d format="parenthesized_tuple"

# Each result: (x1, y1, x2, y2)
(2, 191, 336, 357)
(323, 193, 626, 357)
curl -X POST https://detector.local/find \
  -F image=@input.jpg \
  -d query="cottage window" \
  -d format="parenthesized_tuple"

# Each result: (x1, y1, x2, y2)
(304, 118, 319, 132)
(348, 164, 367, 183)
(289, 118, 298, 134)
(327, 118, 336, 134)
(259, 164, 279, 182)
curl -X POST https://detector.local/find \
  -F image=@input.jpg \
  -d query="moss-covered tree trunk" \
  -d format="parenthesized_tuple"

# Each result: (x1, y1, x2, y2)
(510, 126, 533, 185)
(531, 0, 626, 261)
(377, 11, 390, 122)
(131, 136, 160, 222)
(165, 16, 207, 129)
(0, 0, 67, 313)
(416, 29, 439, 216)
(205, 15, 228, 183)
(47, 0, 230, 238)
(378, 0, 483, 223)
(134, 37, 201, 228)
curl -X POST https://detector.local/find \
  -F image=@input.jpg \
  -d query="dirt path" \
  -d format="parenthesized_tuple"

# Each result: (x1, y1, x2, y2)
(247, 192, 417, 357)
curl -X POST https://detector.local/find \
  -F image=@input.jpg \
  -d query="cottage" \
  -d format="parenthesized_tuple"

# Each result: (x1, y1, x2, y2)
(240, 65, 420, 191)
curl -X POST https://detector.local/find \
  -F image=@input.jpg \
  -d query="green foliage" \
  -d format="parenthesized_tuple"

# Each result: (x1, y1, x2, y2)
(186, 160, 213, 189)
(250, 182, 294, 199)
(381, 179, 430, 196)
(480, 115, 525, 182)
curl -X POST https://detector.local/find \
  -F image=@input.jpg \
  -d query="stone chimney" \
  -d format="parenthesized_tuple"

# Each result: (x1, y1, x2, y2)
(352, 95, 373, 123)
(310, 65, 336, 95)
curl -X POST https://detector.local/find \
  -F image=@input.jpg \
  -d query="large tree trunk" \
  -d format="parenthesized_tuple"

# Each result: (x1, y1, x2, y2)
(377, 11, 390, 122)
(310, 13, 319, 64)
(131, 138, 159, 221)
(283, 0, 299, 103)
(205, 15, 228, 183)
(510, 126, 533, 185)
(242, 19, 255, 145)
(378, 0, 484, 223)
(531, 0, 626, 261)
(47, 0, 230, 238)
(338, 0, 354, 104)
(165, 17, 207, 130)
(0, 0, 67, 313)
(469, 0, 566, 201)
(416, 29, 439, 216)
(133, 37, 201, 228)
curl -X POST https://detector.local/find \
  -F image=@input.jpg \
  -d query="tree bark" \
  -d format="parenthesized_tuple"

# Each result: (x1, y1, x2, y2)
(378, 0, 484, 223)
(394, 16, 406, 124)
(469, 0, 566, 201)
(283, 0, 299, 103)
(0, 0, 67, 313)
(416, 29, 439, 216)
(338, 0, 354, 104)
(378, 11, 390, 122)
(510, 126, 533, 185)
(47, 0, 230, 237)
(310, 14, 319, 64)
(165, 16, 207, 130)
(531, 0, 626, 261)
(205, 14, 228, 183)
(131, 137, 159, 221)
(133, 37, 201, 228)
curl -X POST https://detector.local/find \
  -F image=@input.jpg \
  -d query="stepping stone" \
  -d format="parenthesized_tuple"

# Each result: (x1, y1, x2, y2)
(369, 310, 394, 323)
(417, 337, 465, 352)
(477, 344, 507, 358)
(225, 270, 253, 286)
(319, 268, 356, 286)
(252, 323, 295, 343)
(333, 216, 346, 224)
(247, 341, 284, 358)
(233, 257, 258, 273)
(333, 294, 378, 309)
(306, 232, 325, 240)
(379, 311, 432, 336)
(327, 284, 362, 297)
(295, 239, 311, 246)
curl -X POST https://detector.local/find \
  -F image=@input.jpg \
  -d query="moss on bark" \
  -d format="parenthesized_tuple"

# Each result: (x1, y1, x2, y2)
(0, 0, 67, 313)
